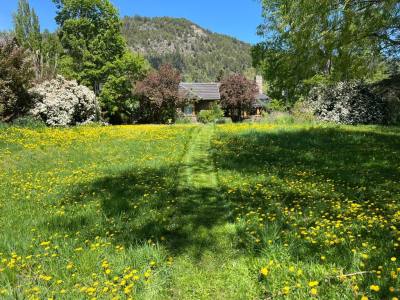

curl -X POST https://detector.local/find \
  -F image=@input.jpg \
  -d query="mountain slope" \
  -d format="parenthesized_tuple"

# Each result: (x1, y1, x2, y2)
(121, 16, 254, 82)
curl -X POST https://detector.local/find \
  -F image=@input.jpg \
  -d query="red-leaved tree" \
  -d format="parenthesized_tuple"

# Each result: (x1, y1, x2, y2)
(135, 64, 182, 123)
(220, 74, 258, 121)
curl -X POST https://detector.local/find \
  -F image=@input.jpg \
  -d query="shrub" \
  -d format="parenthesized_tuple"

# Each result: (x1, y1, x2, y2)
(372, 75, 400, 125)
(0, 37, 35, 122)
(266, 98, 287, 112)
(291, 100, 316, 123)
(197, 104, 224, 123)
(29, 76, 99, 126)
(308, 81, 385, 125)
(175, 116, 193, 124)
(262, 112, 295, 124)
(215, 117, 232, 124)
(12, 116, 46, 128)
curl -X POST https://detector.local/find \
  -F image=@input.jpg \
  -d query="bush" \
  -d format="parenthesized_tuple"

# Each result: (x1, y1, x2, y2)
(308, 81, 386, 125)
(12, 116, 46, 128)
(29, 76, 99, 126)
(175, 116, 193, 124)
(372, 75, 400, 125)
(215, 117, 232, 124)
(0, 37, 35, 122)
(266, 98, 287, 112)
(291, 100, 316, 123)
(262, 112, 295, 124)
(197, 104, 224, 123)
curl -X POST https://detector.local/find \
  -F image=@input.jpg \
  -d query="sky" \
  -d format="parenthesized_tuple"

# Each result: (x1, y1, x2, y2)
(0, 0, 264, 44)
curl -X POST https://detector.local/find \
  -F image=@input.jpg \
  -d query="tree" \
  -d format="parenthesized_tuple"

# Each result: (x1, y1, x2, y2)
(53, 0, 126, 90)
(219, 74, 258, 121)
(0, 37, 34, 122)
(13, 0, 41, 51)
(14, 0, 62, 81)
(253, 0, 400, 102)
(99, 52, 150, 124)
(135, 64, 182, 123)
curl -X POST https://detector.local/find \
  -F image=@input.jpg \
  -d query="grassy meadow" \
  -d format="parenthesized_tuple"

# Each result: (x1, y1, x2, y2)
(0, 123, 399, 299)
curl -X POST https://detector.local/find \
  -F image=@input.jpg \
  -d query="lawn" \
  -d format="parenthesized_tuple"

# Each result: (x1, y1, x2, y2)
(0, 123, 399, 299)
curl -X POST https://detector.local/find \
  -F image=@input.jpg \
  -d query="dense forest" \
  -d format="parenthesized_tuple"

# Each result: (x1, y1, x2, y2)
(121, 16, 254, 82)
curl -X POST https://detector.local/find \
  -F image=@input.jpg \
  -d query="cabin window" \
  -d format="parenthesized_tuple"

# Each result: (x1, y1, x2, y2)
(183, 105, 194, 115)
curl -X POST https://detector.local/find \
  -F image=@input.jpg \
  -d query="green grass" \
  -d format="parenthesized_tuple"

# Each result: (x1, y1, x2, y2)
(0, 123, 399, 299)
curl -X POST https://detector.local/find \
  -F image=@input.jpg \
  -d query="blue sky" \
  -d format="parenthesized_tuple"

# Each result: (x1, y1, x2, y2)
(0, 0, 264, 44)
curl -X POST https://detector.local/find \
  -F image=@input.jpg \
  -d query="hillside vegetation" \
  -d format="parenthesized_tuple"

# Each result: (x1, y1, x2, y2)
(122, 16, 254, 82)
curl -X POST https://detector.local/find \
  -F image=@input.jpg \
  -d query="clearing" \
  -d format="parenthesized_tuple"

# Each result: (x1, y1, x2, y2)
(0, 123, 399, 299)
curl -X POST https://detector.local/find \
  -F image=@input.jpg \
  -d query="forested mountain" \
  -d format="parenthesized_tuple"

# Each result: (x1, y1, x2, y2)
(122, 16, 254, 82)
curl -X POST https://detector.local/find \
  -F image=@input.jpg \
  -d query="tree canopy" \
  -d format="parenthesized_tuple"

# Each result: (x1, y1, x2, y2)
(253, 0, 400, 102)
(136, 64, 182, 124)
(53, 0, 126, 90)
(0, 37, 34, 121)
(219, 74, 258, 121)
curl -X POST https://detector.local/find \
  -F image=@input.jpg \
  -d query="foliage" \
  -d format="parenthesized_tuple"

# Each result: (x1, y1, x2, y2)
(12, 115, 46, 128)
(13, 0, 41, 51)
(53, 0, 126, 90)
(372, 74, 400, 125)
(29, 75, 99, 126)
(14, 0, 63, 81)
(215, 117, 233, 124)
(253, 0, 399, 102)
(219, 74, 258, 121)
(291, 100, 317, 123)
(99, 52, 150, 124)
(0, 37, 34, 122)
(266, 98, 287, 112)
(135, 64, 183, 123)
(0, 124, 399, 298)
(261, 111, 295, 124)
(197, 104, 224, 124)
(308, 81, 386, 125)
(122, 16, 254, 82)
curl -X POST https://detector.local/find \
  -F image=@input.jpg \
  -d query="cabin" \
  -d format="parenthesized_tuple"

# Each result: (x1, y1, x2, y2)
(178, 76, 269, 121)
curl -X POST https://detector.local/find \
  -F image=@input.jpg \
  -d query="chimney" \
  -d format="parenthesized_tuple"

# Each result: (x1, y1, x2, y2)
(255, 75, 263, 95)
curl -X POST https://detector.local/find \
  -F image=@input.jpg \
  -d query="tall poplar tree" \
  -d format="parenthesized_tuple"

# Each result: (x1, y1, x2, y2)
(14, 0, 62, 81)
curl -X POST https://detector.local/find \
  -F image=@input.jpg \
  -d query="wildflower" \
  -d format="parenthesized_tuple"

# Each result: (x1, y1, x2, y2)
(310, 288, 318, 296)
(282, 286, 290, 295)
(39, 275, 52, 281)
(361, 296, 368, 300)
(391, 257, 396, 262)
(370, 285, 380, 292)
(260, 267, 269, 276)
(308, 281, 319, 287)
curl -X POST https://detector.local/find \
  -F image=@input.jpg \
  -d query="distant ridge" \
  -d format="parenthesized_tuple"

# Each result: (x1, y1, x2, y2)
(121, 16, 254, 82)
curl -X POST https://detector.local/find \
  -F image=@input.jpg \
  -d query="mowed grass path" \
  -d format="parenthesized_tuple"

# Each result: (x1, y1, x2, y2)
(0, 123, 399, 299)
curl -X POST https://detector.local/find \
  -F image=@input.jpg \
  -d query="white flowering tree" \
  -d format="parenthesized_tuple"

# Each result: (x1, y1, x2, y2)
(29, 76, 99, 126)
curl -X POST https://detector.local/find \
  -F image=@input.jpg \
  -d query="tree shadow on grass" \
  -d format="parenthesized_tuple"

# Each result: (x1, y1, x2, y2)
(47, 165, 233, 261)
(213, 126, 400, 199)
(212, 126, 400, 295)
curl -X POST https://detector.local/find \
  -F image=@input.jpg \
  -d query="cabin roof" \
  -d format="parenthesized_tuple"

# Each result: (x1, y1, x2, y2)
(179, 82, 270, 107)
(179, 83, 221, 100)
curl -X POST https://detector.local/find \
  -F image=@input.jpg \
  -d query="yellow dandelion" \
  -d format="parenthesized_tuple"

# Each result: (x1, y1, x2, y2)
(370, 284, 380, 292)
(310, 288, 318, 296)
(260, 267, 269, 276)
(308, 281, 319, 287)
